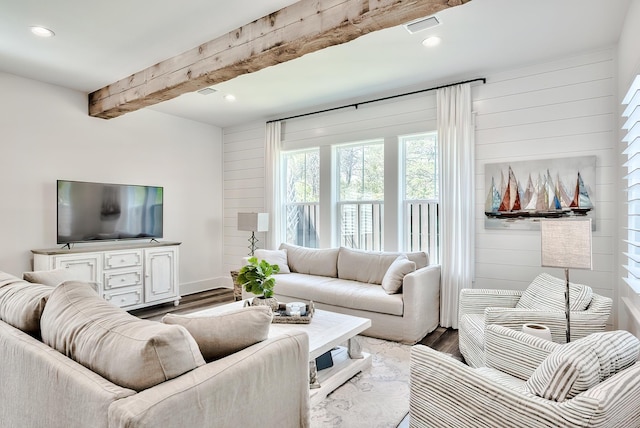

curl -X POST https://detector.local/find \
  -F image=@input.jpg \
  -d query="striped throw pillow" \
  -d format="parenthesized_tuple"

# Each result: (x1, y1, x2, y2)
(576, 330, 640, 381)
(525, 339, 600, 402)
(516, 273, 593, 312)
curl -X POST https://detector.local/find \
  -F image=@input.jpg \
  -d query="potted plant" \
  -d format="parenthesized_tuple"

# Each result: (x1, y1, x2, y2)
(237, 257, 280, 310)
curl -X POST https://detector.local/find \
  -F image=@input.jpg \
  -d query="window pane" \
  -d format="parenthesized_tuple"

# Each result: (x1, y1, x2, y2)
(286, 150, 319, 203)
(337, 140, 384, 250)
(403, 133, 438, 200)
(283, 149, 319, 248)
(338, 141, 384, 201)
(402, 132, 439, 262)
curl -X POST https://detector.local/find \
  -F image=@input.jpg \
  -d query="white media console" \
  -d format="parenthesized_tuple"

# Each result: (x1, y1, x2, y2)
(31, 241, 181, 310)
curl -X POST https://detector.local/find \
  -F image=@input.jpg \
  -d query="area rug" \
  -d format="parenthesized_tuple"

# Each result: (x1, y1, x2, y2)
(310, 336, 411, 428)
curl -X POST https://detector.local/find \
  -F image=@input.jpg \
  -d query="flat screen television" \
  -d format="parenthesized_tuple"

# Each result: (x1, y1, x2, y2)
(57, 180, 163, 244)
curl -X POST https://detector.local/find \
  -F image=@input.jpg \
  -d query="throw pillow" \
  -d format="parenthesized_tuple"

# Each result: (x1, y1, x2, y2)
(41, 281, 205, 392)
(575, 330, 640, 381)
(279, 243, 339, 277)
(23, 268, 80, 286)
(0, 276, 53, 333)
(253, 249, 291, 273)
(381, 255, 416, 294)
(162, 305, 272, 361)
(525, 338, 600, 402)
(516, 273, 593, 312)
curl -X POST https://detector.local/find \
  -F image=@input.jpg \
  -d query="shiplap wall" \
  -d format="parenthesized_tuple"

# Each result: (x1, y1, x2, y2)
(222, 122, 268, 277)
(474, 48, 617, 315)
(223, 48, 618, 315)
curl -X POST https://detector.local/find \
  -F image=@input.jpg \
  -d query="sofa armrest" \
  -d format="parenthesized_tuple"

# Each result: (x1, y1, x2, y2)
(402, 265, 440, 316)
(410, 345, 601, 428)
(484, 324, 559, 380)
(459, 289, 521, 318)
(108, 332, 310, 428)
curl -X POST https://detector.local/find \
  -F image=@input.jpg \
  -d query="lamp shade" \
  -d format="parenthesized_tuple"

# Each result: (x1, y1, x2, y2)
(237, 212, 269, 232)
(540, 218, 592, 270)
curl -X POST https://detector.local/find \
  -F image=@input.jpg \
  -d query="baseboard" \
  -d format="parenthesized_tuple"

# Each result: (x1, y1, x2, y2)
(180, 276, 233, 296)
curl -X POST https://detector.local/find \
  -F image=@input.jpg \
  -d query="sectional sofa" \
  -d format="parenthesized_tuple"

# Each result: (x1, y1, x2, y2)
(0, 271, 310, 428)
(245, 244, 441, 344)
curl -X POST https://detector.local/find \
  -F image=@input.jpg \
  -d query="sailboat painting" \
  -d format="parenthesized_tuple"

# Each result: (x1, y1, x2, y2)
(484, 156, 596, 230)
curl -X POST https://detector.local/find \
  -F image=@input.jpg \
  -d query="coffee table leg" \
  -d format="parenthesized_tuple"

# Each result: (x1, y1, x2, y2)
(348, 337, 364, 359)
(309, 360, 321, 389)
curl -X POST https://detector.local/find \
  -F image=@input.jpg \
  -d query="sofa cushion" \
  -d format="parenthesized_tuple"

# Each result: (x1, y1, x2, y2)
(23, 268, 80, 286)
(41, 281, 205, 391)
(525, 337, 601, 402)
(162, 306, 272, 361)
(516, 273, 593, 312)
(0, 272, 53, 333)
(274, 273, 403, 316)
(381, 255, 416, 294)
(279, 243, 339, 277)
(337, 247, 427, 285)
(254, 249, 290, 273)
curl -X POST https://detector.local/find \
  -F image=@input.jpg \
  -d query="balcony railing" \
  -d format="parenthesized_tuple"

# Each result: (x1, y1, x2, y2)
(284, 203, 320, 248)
(405, 200, 439, 264)
(283, 200, 439, 261)
(339, 201, 383, 251)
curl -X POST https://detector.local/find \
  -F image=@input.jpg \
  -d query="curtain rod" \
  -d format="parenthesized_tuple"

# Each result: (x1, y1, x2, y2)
(266, 77, 486, 123)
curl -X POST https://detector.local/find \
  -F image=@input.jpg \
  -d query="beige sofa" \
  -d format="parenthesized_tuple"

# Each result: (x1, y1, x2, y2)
(0, 271, 310, 428)
(244, 244, 441, 344)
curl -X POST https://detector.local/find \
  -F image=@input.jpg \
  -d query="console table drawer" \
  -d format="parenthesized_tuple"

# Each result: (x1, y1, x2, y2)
(103, 269, 143, 290)
(104, 288, 143, 308)
(104, 251, 142, 270)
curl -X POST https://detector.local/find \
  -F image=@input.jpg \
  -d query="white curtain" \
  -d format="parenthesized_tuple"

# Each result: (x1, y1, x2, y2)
(265, 121, 282, 249)
(437, 83, 475, 329)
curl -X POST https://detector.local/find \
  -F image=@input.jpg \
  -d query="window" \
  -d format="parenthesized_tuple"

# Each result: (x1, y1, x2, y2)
(279, 132, 440, 257)
(402, 132, 440, 262)
(623, 75, 640, 292)
(337, 140, 384, 250)
(283, 149, 320, 247)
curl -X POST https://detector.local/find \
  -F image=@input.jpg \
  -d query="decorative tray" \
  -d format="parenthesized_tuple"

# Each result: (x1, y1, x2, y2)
(272, 301, 315, 324)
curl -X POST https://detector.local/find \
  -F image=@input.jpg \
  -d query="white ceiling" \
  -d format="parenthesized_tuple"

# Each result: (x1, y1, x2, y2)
(0, 0, 631, 128)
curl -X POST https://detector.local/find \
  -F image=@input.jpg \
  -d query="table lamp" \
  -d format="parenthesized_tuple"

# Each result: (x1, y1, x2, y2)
(237, 212, 269, 256)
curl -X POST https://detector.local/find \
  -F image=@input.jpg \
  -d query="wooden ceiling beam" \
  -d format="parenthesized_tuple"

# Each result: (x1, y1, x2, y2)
(89, 0, 471, 119)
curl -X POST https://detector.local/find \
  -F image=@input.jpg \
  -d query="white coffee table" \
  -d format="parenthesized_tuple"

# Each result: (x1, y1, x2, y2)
(190, 300, 372, 406)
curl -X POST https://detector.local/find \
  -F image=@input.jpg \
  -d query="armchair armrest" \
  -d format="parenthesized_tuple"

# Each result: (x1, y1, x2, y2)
(410, 345, 601, 428)
(484, 308, 610, 344)
(484, 324, 559, 380)
(459, 288, 522, 318)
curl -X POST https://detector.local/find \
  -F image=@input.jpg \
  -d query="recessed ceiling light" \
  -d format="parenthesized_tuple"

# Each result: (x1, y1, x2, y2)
(422, 36, 441, 47)
(30, 26, 55, 38)
(224, 94, 236, 102)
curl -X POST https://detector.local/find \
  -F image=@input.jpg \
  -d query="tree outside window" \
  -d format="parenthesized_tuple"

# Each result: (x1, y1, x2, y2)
(283, 149, 320, 247)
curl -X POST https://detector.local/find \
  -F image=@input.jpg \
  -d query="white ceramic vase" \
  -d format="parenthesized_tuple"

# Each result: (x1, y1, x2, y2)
(522, 323, 552, 341)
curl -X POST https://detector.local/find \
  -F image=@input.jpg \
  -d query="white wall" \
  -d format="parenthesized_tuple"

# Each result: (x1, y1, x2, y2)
(222, 48, 619, 325)
(617, 0, 640, 334)
(0, 72, 225, 295)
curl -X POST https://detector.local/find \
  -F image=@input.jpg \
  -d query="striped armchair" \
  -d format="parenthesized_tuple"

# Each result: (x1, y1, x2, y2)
(410, 325, 640, 428)
(458, 273, 612, 367)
